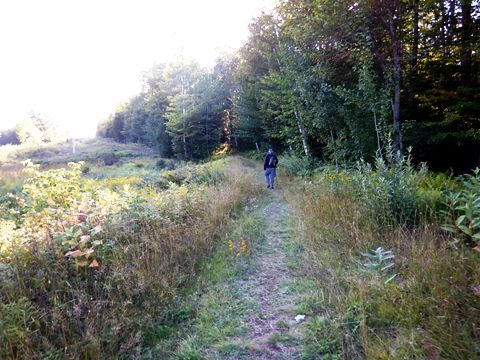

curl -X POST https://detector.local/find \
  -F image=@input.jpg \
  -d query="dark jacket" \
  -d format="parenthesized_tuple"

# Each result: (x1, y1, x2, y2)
(264, 153, 278, 170)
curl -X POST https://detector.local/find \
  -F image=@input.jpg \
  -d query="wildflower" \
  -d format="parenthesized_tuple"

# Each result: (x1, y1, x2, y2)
(240, 240, 247, 254)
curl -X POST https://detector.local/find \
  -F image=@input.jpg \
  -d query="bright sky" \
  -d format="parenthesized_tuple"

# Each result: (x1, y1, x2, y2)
(0, 0, 274, 138)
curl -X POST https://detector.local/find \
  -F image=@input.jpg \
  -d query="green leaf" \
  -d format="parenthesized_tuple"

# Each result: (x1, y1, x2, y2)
(455, 215, 466, 226)
(458, 225, 472, 236)
(441, 224, 457, 233)
(381, 263, 395, 271)
(384, 274, 397, 284)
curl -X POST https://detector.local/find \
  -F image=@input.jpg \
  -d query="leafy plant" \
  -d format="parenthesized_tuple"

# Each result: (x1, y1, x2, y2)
(280, 152, 313, 176)
(0, 156, 262, 358)
(0, 298, 39, 358)
(442, 168, 480, 248)
(317, 150, 427, 226)
(362, 247, 397, 284)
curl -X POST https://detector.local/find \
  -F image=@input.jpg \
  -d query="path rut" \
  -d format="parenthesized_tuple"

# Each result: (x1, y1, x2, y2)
(238, 191, 303, 359)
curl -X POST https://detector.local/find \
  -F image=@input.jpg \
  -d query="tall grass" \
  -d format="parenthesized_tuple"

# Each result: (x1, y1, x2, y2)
(0, 138, 154, 166)
(0, 157, 262, 358)
(286, 163, 480, 359)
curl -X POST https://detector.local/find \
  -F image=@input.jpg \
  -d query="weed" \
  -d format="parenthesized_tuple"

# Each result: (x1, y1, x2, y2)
(442, 168, 480, 248)
(0, 156, 262, 358)
(169, 205, 266, 358)
(279, 152, 313, 177)
(267, 332, 298, 346)
(286, 165, 480, 359)
(361, 247, 397, 284)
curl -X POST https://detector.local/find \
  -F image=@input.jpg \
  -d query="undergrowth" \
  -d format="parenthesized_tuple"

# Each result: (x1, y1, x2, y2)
(286, 156, 480, 359)
(171, 207, 265, 359)
(0, 156, 262, 358)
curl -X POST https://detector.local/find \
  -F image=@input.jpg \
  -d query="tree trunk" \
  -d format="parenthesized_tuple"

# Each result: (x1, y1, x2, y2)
(411, 0, 419, 71)
(460, 0, 473, 85)
(329, 127, 339, 171)
(407, 0, 419, 108)
(388, 4, 403, 156)
(275, 21, 311, 157)
(205, 103, 210, 156)
(441, 0, 458, 88)
(295, 110, 310, 157)
(181, 73, 188, 160)
(373, 107, 382, 154)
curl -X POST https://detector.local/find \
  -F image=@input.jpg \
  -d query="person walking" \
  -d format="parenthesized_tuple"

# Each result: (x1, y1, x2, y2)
(264, 148, 278, 189)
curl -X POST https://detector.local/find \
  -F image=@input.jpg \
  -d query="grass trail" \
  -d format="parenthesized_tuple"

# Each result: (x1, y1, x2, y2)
(173, 162, 308, 359)
(239, 192, 304, 359)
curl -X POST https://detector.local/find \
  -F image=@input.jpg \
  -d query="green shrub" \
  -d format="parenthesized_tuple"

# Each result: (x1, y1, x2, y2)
(156, 159, 175, 170)
(315, 153, 426, 226)
(355, 155, 425, 225)
(102, 153, 119, 166)
(188, 160, 226, 185)
(22, 160, 83, 211)
(0, 298, 39, 359)
(417, 172, 458, 219)
(279, 152, 313, 176)
(442, 168, 480, 247)
(287, 171, 480, 359)
(81, 164, 91, 174)
(0, 157, 261, 358)
(241, 150, 264, 161)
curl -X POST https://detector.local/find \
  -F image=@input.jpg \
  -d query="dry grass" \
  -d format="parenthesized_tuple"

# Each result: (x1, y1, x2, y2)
(0, 157, 263, 358)
(0, 138, 154, 165)
(286, 181, 480, 359)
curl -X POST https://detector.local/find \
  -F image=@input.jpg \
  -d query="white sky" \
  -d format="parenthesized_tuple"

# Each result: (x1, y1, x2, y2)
(0, 0, 274, 138)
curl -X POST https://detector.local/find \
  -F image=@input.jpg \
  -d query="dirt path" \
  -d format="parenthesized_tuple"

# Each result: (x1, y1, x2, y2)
(238, 190, 304, 359)
(172, 164, 307, 359)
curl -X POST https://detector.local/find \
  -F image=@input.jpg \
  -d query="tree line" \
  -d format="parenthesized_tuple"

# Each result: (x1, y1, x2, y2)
(0, 113, 63, 146)
(101, 0, 478, 171)
(96, 60, 237, 160)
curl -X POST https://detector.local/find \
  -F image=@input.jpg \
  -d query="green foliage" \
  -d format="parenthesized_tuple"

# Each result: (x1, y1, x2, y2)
(0, 298, 39, 359)
(16, 118, 42, 144)
(233, 0, 479, 170)
(362, 247, 397, 284)
(279, 152, 313, 177)
(22, 160, 83, 211)
(417, 172, 458, 218)
(156, 158, 175, 170)
(316, 151, 427, 226)
(15, 113, 61, 145)
(91, 0, 479, 169)
(288, 168, 480, 359)
(0, 157, 261, 358)
(442, 168, 480, 248)
(98, 57, 238, 160)
(241, 150, 264, 161)
(356, 154, 425, 225)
